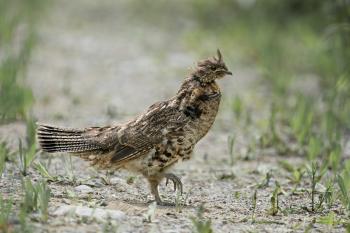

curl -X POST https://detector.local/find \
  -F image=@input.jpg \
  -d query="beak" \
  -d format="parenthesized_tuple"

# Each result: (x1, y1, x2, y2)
(225, 70, 232, 75)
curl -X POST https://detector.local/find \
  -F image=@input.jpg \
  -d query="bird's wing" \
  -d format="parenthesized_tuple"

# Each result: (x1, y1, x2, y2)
(111, 100, 188, 164)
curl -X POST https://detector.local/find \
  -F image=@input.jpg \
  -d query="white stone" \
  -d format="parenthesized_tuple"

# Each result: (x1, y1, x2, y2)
(74, 185, 93, 194)
(315, 183, 327, 193)
(53, 205, 74, 216)
(53, 205, 126, 221)
(109, 177, 126, 185)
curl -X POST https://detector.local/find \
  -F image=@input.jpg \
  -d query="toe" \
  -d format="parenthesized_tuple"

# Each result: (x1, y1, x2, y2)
(156, 200, 175, 206)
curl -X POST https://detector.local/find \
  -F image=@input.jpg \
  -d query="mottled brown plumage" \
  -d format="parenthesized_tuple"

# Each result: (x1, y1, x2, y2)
(37, 50, 232, 205)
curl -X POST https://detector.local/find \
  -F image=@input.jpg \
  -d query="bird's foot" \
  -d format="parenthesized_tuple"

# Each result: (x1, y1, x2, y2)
(164, 173, 183, 194)
(148, 173, 183, 206)
(155, 200, 176, 206)
(146, 199, 175, 206)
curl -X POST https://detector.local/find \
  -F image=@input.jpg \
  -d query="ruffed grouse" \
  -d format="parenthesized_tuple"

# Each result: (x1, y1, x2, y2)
(37, 50, 231, 205)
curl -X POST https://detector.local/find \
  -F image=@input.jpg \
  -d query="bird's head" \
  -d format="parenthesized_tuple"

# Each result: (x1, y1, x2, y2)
(191, 49, 232, 83)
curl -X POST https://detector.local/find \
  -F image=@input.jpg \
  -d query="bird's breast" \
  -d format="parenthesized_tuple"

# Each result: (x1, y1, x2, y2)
(184, 83, 221, 143)
(193, 96, 220, 141)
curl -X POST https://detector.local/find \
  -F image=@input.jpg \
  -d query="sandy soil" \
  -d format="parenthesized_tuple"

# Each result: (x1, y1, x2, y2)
(0, 0, 347, 232)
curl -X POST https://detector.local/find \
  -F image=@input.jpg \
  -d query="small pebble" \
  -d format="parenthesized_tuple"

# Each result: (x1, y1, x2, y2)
(110, 177, 127, 185)
(74, 185, 93, 194)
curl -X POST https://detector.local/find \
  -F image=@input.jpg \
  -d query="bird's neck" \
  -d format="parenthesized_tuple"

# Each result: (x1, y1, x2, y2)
(191, 74, 214, 84)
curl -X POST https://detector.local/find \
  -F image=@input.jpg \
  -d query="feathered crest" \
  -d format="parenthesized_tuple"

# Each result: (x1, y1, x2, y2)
(196, 49, 224, 68)
(190, 49, 230, 82)
(215, 49, 222, 63)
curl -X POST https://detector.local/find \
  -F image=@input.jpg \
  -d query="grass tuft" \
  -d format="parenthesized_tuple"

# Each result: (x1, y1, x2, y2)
(191, 205, 213, 233)
(0, 194, 12, 233)
(21, 178, 51, 222)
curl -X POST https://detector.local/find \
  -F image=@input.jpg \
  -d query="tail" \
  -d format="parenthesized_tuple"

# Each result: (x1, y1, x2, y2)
(37, 124, 108, 154)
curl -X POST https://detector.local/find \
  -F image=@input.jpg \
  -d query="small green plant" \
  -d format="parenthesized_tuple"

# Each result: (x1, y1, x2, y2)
(21, 178, 39, 213)
(306, 162, 327, 212)
(227, 134, 235, 166)
(17, 118, 38, 176)
(291, 98, 313, 146)
(18, 139, 37, 176)
(126, 176, 136, 185)
(26, 118, 37, 149)
(278, 160, 304, 185)
(0, 143, 8, 178)
(100, 172, 112, 185)
(256, 171, 272, 189)
(234, 191, 240, 199)
(190, 205, 213, 233)
(306, 137, 322, 161)
(216, 170, 235, 180)
(175, 187, 192, 213)
(258, 107, 290, 155)
(345, 223, 350, 233)
(62, 155, 76, 183)
(317, 178, 335, 210)
(251, 189, 257, 223)
(21, 178, 51, 222)
(269, 181, 281, 216)
(37, 180, 50, 222)
(317, 211, 338, 227)
(328, 144, 341, 171)
(102, 216, 118, 233)
(18, 206, 35, 233)
(268, 103, 279, 145)
(336, 174, 350, 212)
(0, 52, 35, 123)
(33, 162, 57, 182)
(64, 188, 77, 200)
(232, 96, 242, 120)
(0, 194, 12, 233)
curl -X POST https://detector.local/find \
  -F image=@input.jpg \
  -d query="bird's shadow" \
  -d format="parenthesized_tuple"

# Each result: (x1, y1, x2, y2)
(121, 198, 195, 210)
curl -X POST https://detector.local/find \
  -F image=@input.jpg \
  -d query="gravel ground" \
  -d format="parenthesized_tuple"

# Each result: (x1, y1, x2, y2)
(0, 0, 347, 232)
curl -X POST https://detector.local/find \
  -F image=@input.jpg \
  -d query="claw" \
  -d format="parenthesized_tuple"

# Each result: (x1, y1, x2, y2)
(164, 173, 183, 194)
(156, 201, 176, 206)
(165, 177, 177, 191)
(179, 182, 183, 195)
(149, 173, 184, 205)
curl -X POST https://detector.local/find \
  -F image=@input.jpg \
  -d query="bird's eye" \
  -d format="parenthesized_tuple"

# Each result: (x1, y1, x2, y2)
(210, 66, 216, 71)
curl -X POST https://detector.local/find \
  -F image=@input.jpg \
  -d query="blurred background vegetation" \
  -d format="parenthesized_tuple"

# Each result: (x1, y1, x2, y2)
(0, 0, 47, 122)
(189, 0, 350, 137)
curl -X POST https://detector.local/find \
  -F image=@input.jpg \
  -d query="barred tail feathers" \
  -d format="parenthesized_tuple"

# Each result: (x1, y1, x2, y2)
(37, 124, 103, 154)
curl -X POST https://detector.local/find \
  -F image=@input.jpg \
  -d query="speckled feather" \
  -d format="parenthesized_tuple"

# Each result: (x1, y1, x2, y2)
(37, 79, 220, 173)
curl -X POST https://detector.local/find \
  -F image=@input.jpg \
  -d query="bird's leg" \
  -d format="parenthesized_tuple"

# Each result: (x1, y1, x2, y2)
(147, 174, 183, 206)
(164, 173, 183, 194)
(148, 177, 163, 205)
(148, 176, 173, 206)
